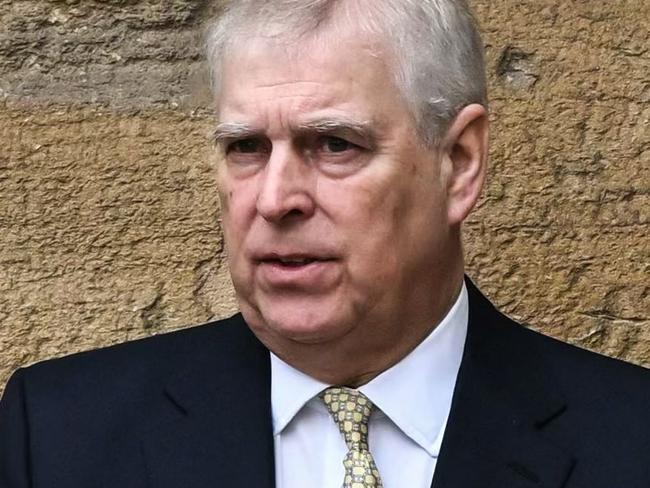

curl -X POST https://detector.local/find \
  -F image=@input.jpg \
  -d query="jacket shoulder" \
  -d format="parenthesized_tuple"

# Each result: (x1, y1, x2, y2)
(519, 321, 650, 394)
(467, 278, 649, 395)
(9, 313, 253, 410)
(489, 306, 650, 429)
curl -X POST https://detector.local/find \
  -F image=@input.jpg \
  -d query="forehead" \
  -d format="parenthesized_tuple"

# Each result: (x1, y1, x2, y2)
(216, 30, 408, 128)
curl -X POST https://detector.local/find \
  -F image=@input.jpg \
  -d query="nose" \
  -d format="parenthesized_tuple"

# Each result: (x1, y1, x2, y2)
(256, 144, 316, 223)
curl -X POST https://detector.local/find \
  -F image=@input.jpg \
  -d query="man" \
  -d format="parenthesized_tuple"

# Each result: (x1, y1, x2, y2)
(1, 1, 648, 487)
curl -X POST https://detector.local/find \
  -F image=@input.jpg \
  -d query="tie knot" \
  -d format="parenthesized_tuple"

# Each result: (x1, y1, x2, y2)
(319, 387, 374, 451)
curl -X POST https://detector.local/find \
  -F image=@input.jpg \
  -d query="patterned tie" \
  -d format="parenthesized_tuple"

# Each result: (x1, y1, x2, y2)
(319, 387, 384, 488)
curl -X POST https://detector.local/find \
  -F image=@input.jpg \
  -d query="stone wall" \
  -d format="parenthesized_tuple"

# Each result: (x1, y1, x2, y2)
(1, 0, 648, 391)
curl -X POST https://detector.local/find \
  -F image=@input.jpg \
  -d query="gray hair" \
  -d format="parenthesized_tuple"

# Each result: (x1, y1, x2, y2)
(205, 0, 487, 146)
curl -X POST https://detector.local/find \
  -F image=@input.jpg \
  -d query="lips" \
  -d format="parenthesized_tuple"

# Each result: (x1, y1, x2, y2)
(255, 251, 335, 264)
(262, 256, 326, 266)
(254, 253, 339, 288)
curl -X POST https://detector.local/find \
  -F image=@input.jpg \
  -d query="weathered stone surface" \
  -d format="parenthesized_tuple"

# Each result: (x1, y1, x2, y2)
(0, 0, 221, 111)
(0, 108, 238, 380)
(1, 0, 648, 391)
(466, 0, 650, 366)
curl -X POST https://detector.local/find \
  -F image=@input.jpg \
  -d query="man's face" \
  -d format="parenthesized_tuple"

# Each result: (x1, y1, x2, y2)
(216, 31, 456, 357)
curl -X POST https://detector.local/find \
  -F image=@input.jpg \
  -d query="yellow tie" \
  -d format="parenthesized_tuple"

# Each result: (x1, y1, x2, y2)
(319, 387, 384, 488)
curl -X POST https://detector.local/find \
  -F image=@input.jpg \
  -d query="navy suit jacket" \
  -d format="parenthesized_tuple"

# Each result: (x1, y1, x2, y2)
(1, 280, 649, 487)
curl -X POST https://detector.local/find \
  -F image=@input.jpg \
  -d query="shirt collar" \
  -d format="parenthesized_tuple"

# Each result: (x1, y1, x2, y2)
(271, 351, 330, 436)
(271, 282, 469, 456)
(359, 282, 468, 455)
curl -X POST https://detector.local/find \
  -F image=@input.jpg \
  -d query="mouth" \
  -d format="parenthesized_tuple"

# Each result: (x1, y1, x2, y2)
(261, 256, 331, 267)
(256, 252, 336, 266)
(254, 253, 339, 287)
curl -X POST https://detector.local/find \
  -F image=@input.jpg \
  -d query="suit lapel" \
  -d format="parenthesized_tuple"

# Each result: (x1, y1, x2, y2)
(141, 316, 275, 488)
(432, 279, 575, 488)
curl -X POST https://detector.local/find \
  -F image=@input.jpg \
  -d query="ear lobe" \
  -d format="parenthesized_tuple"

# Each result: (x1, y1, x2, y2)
(442, 103, 489, 225)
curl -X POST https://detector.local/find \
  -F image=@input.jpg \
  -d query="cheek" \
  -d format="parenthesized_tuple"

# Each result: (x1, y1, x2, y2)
(324, 156, 437, 269)
(218, 180, 256, 288)
(216, 165, 233, 219)
(352, 168, 414, 230)
(218, 177, 258, 236)
(322, 174, 406, 263)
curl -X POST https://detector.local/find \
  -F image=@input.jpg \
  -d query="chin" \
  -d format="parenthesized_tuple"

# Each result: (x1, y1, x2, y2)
(240, 297, 355, 346)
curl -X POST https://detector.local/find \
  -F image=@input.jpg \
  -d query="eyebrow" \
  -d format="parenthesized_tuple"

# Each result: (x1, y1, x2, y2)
(295, 117, 376, 142)
(212, 122, 261, 145)
(212, 117, 379, 148)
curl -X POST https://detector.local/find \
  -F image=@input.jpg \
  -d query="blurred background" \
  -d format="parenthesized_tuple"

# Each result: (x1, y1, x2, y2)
(1, 0, 648, 391)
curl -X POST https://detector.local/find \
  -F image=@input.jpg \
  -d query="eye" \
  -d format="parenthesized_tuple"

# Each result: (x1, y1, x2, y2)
(309, 135, 368, 176)
(227, 138, 267, 154)
(320, 136, 357, 153)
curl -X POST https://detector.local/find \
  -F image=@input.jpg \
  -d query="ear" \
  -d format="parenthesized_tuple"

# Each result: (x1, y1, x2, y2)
(441, 103, 489, 225)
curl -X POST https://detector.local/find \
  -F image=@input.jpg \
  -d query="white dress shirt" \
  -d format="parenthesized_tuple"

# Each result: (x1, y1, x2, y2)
(271, 283, 469, 488)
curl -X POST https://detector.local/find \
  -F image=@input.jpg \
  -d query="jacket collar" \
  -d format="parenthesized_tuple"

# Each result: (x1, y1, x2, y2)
(432, 278, 574, 488)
